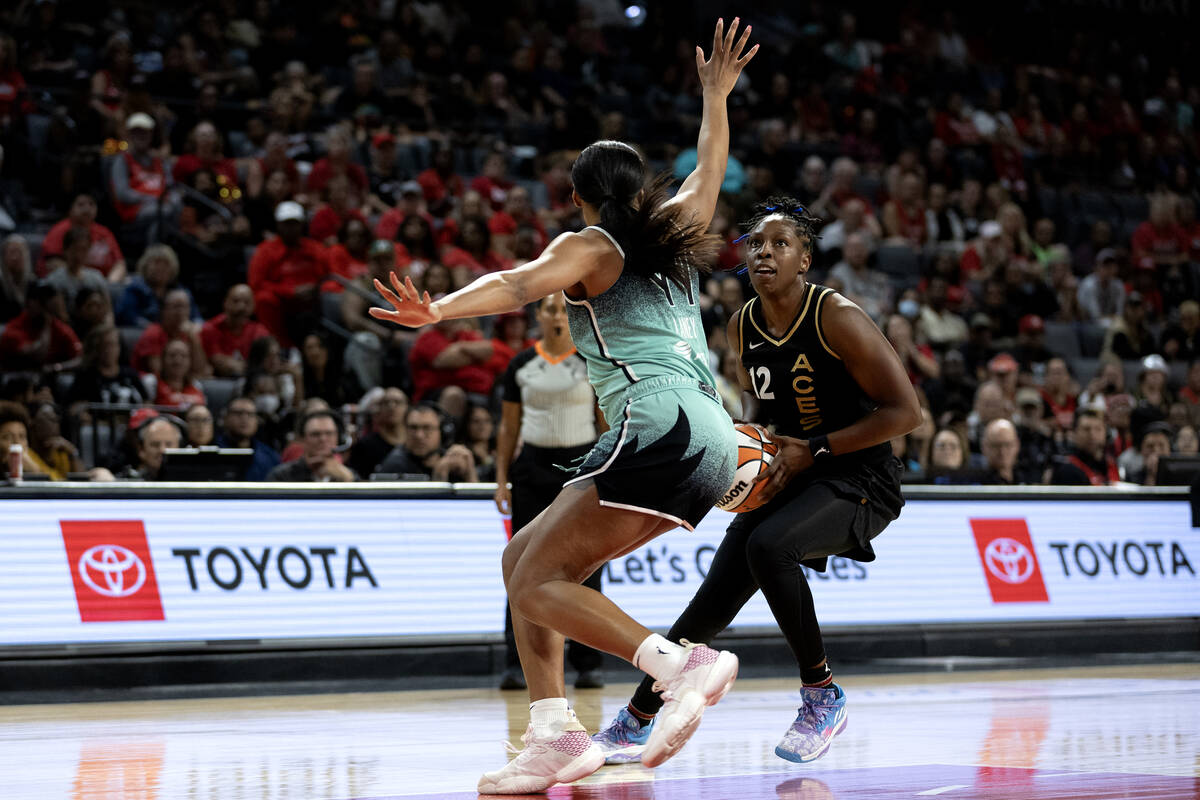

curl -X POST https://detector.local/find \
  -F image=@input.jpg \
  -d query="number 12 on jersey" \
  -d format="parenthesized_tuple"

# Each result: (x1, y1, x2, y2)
(750, 366, 775, 399)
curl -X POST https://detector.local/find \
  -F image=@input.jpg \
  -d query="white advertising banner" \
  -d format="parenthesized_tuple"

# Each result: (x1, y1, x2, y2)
(0, 497, 1196, 647)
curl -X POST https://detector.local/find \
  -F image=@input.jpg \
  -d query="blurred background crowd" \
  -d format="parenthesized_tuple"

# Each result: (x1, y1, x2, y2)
(0, 0, 1197, 485)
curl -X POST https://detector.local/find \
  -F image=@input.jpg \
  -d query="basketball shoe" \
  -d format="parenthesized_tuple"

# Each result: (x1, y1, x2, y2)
(774, 683, 847, 763)
(477, 713, 605, 795)
(591, 707, 653, 764)
(641, 641, 739, 768)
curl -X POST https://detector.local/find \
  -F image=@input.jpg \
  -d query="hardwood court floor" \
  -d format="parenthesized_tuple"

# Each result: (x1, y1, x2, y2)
(1, 662, 1197, 799)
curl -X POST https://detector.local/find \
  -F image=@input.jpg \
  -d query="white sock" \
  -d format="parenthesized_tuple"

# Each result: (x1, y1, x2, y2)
(633, 633, 686, 681)
(529, 697, 570, 739)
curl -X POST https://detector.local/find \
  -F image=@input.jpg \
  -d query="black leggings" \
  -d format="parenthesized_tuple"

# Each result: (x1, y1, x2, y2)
(630, 480, 885, 715)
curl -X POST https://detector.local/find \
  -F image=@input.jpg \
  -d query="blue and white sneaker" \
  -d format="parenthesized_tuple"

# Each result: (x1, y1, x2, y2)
(774, 683, 847, 763)
(590, 707, 653, 764)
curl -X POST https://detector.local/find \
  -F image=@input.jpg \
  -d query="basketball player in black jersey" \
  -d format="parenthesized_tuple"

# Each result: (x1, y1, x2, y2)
(592, 197, 921, 765)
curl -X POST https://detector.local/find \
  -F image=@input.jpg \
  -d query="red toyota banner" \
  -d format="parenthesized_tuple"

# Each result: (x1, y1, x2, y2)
(970, 518, 1049, 604)
(60, 520, 165, 623)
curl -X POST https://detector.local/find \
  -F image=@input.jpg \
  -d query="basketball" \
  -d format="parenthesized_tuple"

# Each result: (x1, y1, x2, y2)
(716, 423, 780, 513)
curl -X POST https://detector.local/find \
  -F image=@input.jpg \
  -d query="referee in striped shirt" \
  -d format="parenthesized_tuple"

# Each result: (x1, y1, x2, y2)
(494, 293, 609, 690)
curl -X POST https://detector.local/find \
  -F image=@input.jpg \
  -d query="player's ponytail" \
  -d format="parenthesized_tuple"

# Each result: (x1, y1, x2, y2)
(572, 140, 719, 289)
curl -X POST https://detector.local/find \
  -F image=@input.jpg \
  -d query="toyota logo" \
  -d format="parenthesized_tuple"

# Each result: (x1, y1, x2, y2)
(983, 537, 1035, 585)
(78, 544, 147, 598)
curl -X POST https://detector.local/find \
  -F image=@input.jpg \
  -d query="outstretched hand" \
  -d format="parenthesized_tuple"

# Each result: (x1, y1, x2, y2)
(696, 17, 758, 97)
(369, 271, 444, 328)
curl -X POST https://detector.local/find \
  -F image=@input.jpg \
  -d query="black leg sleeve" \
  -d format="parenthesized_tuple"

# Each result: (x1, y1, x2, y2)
(629, 513, 761, 716)
(744, 483, 861, 671)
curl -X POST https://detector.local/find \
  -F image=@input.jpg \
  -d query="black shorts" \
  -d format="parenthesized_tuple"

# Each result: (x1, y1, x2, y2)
(730, 455, 905, 571)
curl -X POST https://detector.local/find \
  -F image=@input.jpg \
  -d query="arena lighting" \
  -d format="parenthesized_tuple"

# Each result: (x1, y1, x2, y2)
(625, 4, 646, 26)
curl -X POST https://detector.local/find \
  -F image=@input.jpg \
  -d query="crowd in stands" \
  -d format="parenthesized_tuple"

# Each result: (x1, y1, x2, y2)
(0, 1, 1198, 486)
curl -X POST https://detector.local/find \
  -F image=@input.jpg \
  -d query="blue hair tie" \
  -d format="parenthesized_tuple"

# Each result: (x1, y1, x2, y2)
(765, 205, 777, 211)
(795, 205, 806, 213)
(732, 233, 749, 244)
(735, 265, 749, 275)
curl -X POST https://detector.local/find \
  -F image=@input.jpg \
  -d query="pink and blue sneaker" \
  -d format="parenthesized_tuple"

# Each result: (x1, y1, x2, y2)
(774, 683, 847, 763)
(591, 707, 653, 764)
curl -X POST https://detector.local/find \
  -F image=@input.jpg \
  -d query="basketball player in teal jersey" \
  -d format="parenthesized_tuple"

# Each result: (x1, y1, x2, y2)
(592, 197, 921, 766)
(370, 19, 758, 795)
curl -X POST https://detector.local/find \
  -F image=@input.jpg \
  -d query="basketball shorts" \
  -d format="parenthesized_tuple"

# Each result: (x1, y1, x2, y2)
(565, 375, 737, 530)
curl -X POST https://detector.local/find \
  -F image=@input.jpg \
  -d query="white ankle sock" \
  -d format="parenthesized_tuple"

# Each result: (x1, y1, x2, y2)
(633, 633, 686, 681)
(529, 697, 570, 739)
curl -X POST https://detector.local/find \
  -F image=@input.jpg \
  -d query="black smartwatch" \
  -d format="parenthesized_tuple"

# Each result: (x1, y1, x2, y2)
(807, 434, 833, 461)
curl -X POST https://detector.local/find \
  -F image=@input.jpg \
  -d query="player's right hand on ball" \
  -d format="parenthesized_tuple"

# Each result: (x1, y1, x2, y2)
(696, 17, 759, 97)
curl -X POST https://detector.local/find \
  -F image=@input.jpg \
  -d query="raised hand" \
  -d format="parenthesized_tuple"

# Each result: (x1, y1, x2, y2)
(369, 270, 443, 328)
(696, 17, 758, 98)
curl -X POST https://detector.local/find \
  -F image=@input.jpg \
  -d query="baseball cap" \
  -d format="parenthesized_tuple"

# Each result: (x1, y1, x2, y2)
(372, 132, 396, 148)
(1126, 290, 1144, 305)
(126, 112, 155, 130)
(970, 312, 993, 329)
(129, 407, 160, 432)
(987, 352, 1019, 374)
(1096, 247, 1118, 264)
(368, 239, 394, 257)
(274, 200, 305, 223)
(399, 180, 422, 196)
(1016, 387, 1042, 407)
(1018, 314, 1044, 334)
(980, 220, 1003, 239)
(1140, 354, 1168, 375)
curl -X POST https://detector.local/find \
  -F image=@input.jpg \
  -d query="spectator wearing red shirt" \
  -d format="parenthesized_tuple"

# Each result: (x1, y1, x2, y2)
(1131, 195, 1189, 271)
(110, 113, 171, 225)
(0, 33, 32, 122)
(374, 181, 437, 242)
(488, 186, 548, 259)
(882, 171, 928, 248)
(172, 121, 239, 190)
(258, 131, 299, 192)
(131, 288, 209, 376)
(441, 216, 512, 276)
(247, 201, 329, 347)
(308, 173, 367, 244)
(409, 319, 504, 402)
(1179, 196, 1200, 262)
(142, 338, 206, 409)
(306, 126, 368, 196)
(469, 150, 514, 211)
(323, 216, 372, 293)
(0, 281, 81, 372)
(416, 144, 465, 213)
(201, 284, 270, 377)
(39, 194, 126, 281)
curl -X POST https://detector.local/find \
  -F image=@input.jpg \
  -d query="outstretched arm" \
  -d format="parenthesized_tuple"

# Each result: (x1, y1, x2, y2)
(662, 18, 758, 230)
(370, 232, 604, 328)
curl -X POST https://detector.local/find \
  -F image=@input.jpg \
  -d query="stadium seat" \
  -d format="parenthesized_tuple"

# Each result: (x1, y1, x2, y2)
(875, 245, 921, 280)
(1071, 357, 1102, 385)
(119, 326, 145, 356)
(199, 378, 239, 416)
(1036, 186, 1059, 219)
(1113, 193, 1149, 223)
(1078, 322, 1106, 358)
(1043, 321, 1082, 360)
(320, 291, 344, 326)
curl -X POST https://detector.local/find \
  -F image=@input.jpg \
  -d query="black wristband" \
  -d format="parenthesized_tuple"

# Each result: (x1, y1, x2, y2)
(808, 434, 833, 460)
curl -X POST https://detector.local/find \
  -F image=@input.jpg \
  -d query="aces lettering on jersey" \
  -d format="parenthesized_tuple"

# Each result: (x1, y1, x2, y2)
(749, 353, 824, 431)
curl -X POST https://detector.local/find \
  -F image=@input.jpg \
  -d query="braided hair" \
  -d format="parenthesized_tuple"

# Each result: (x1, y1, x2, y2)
(735, 196, 822, 258)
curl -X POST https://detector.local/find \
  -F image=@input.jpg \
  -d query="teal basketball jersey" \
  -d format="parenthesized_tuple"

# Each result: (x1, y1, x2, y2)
(564, 225, 717, 424)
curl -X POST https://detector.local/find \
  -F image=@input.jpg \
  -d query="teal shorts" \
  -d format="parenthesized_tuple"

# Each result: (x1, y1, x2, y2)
(565, 376, 737, 530)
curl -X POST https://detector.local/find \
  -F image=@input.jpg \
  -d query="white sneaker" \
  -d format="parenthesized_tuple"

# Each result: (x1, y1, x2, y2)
(641, 641, 739, 768)
(477, 715, 605, 795)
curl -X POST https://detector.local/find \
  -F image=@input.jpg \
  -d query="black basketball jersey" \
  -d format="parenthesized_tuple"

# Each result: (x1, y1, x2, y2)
(737, 282, 891, 471)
